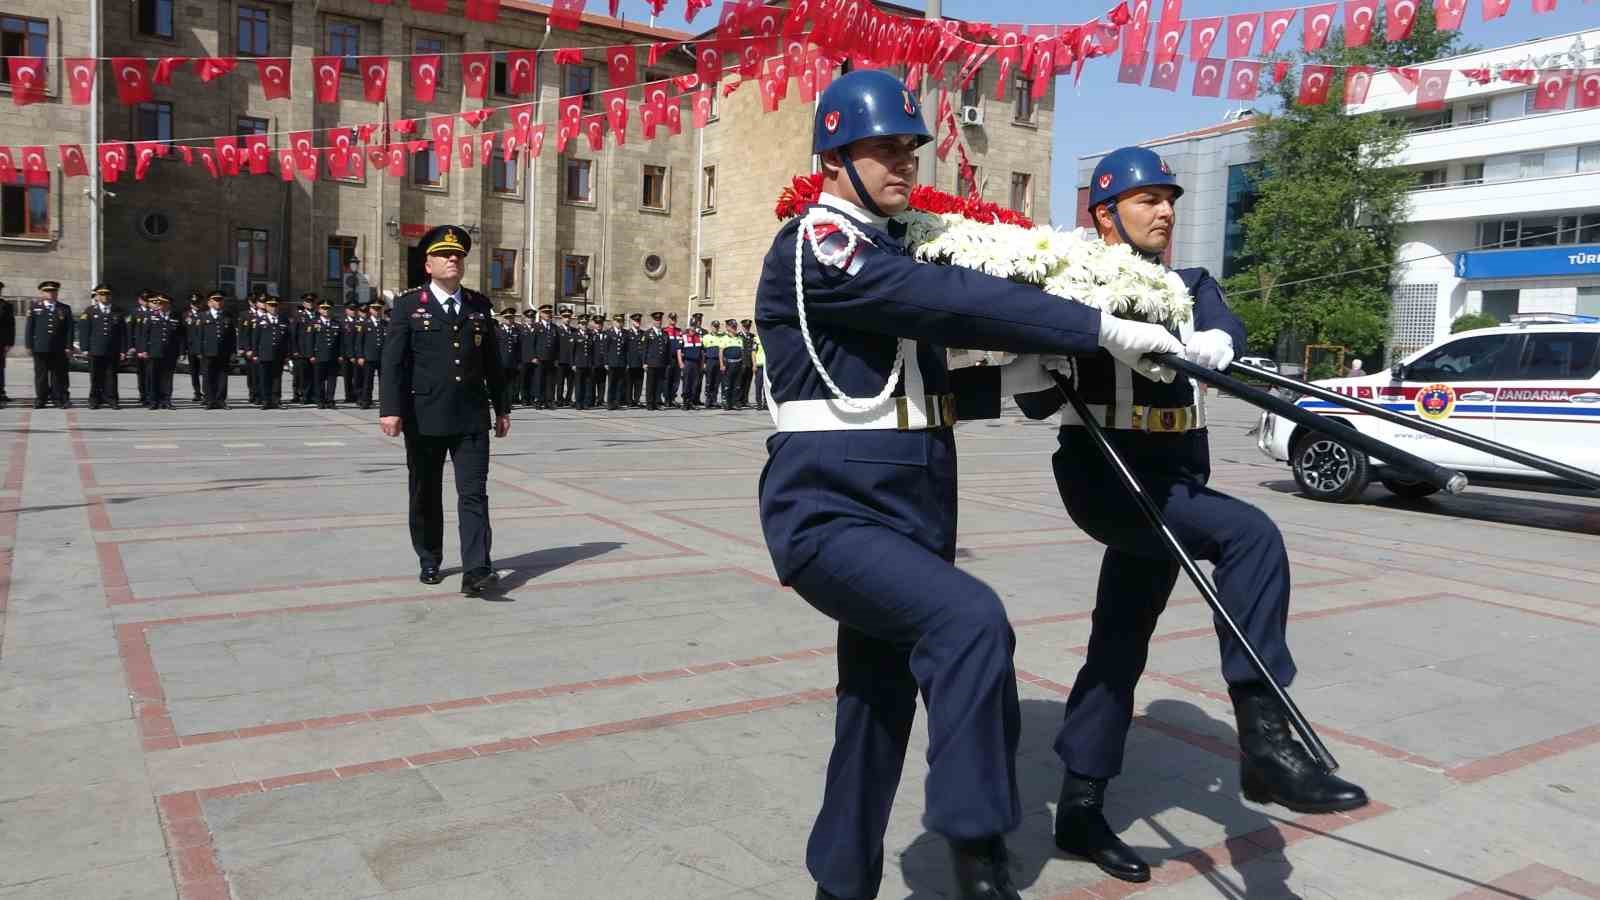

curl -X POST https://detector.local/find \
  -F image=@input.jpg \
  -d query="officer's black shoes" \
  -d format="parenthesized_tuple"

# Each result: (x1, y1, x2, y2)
(1054, 772, 1150, 883)
(419, 566, 443, 586)
(1231, 684, 1369, 814)
(950, 836, 1022, 900)
(814, 888, 847, 900)
(461, 569, 500, 597)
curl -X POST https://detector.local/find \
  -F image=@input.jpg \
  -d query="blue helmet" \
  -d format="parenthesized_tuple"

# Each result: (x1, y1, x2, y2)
(812, 69, 932, 155)
(1088, 146, 1183, 210)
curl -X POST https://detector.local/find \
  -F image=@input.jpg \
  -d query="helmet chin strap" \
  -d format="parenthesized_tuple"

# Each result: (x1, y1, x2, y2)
(842, 154, 890, 219)
(1105, 202, 1164, 265)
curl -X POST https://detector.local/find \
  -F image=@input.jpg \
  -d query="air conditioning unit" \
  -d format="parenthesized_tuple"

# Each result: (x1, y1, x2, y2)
(959, 105, 985, 127)
(342, 272, 372, 306)
(216, 265, 242, 300)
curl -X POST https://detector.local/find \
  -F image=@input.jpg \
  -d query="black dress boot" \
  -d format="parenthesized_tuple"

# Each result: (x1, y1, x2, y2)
(1232, 683, 1369, 814)
(1054, 772, 1149, 882)
(950, 837, 1021, 900)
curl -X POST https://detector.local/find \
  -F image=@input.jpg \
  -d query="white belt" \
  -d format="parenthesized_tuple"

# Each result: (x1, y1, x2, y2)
(773, 393, 957, 431)
(1061, 401, 1206, 432)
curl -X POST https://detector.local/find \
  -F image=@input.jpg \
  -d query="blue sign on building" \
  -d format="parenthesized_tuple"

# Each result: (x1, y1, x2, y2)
(1454, 245, 1600, 280)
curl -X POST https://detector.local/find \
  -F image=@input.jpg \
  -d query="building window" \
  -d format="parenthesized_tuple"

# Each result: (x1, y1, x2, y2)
(0, 183, 49, 238)
(699, 257, 714, 301)
(491, 148, 518, 194)
(1580, 213, 1600, 244)
(563, 158, 593, 203)
(237, 6, 269, 57)
(327, 20, 361, 74)
(1519, 217, 1560, 247)
(490, 249, 517, 291)
(561, 254, 589, 298)
(325, 236, 357, 283)
(137, 210, 172, 240)
(1577, 287, 1600, 318)
(1519, 152, 1545, 179)
(1222, 163, 1260, 279)
(237, 116, 269, 136)
(411, 145, 442, 187)
(1415, 167, 1447, 189)
(960, 73, 981, 110)
(643, 253, 665, 278)
(1014, 79, 1036, 123)
(1481, 289, 1518, 323)
(1579, 145, 1600, 174)
(0, 17, 50, 84)
(1462, 162, 1485, 185)
(138, 0, 175, 38)
(236, 228, 270, 277)
(564, 64, 595, 111)
(701, 165, 716, 212)
(1523, 89, 1539, 115)
(1465, 102, 1489, 125)
(491, 50, 515, 98)
(957, 165, 979, 198)
(1009, 172, 1032, 217)
(642, 164, 667, 210)
(413, 33, 446, 90)
(136, 101, 174, 145)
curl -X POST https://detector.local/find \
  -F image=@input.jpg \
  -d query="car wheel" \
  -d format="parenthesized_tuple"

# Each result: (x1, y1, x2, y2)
(1291, 430, 1370, 502)
(1378, 476, 1440, 500)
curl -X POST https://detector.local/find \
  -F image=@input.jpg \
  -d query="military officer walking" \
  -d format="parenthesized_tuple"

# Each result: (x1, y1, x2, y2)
(81, 285, 125, 409)
(380, 225, 511, 597)
(199, 291, 235, 408)
(26, 280, 74, 408)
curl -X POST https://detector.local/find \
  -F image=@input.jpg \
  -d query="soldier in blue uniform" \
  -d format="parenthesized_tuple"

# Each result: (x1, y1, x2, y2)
(198, 291, 235, 409)
(601, 314, 627, 410)
(568, 313, 594, 410)
(81, 285, 125, 409)
(664, 311, 683, 407)
(1011, 147, 1369, 884)
(758, 71, 1184, 900)
(380, 225, 511, 596)
(678, 312, 705, 410)
(290, 295, 315, 404)
(308, 301, 342, 409)
(643, 310, 670, 410)
(622, 312, 644, 406)
(25, 280, 74, 408)
(359, 299, 387, 409)
(138, 294, 182, 409)
(497, 308, 523, 386)
(184, 292, 206, 403)
(251, 297, 290, 408)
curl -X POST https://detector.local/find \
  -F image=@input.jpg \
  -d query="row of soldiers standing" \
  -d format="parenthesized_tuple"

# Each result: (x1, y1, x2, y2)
(232, 293, 389, 409)
(492, 306, 766, 412)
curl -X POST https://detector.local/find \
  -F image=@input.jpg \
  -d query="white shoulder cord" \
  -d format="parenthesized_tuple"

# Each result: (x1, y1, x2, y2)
(793, 208, 904, 413)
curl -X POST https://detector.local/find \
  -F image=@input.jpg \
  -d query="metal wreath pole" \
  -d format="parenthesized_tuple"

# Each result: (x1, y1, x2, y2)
(1051, 372, 1341, 773)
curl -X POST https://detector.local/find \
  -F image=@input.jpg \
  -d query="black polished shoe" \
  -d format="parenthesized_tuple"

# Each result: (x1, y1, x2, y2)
(461, 569, 500, 597)
(950, 837, 1021, 900)
(419, 566, 443, 585)
(814, 888, 851, 900)
(1055, 773, 1149, 883)
(1232, 684, 1369, 814)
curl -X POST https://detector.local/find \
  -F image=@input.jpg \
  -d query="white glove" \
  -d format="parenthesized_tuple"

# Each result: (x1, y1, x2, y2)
(1096, 313, 1183, 383)
(998, 354, 1056, 394)
(1184, 329, 1235, 371)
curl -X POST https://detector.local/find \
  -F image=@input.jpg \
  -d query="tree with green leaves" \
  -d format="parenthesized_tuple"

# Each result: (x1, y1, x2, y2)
(1223, 4, 1472, 364)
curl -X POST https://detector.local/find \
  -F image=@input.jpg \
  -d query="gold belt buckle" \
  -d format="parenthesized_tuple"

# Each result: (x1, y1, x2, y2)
(1138, 406, 1191, 433)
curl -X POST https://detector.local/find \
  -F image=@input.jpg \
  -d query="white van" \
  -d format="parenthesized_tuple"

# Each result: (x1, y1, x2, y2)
(1257, 316, 1600, 502)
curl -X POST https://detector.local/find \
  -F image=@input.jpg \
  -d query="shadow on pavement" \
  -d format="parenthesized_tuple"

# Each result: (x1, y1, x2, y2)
(1258, 477, 1600, 536)
(484, 541, 626, 598)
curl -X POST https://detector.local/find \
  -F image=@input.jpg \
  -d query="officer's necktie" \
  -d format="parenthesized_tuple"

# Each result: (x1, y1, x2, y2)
(445, 297, 458, 320)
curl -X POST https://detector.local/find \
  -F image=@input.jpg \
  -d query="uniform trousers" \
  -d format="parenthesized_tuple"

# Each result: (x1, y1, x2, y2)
(703, 364, 721, 408)
(189, 355, 204, 398)
(645, 366, 666, 409)
(606, 366, 628, 408)
(538, 361, 558, 407)
(1050, 427, 1297, 779)
(573, 367, 592, 409)
(680, 359, 702, 406)
(559, 364, 575, 405)
(523, 363, 539, 406)
(628, 366, 645, 405)
(33, 351, 68, 405)
(90, 355, 120, 406)
(315, 361, 340, 406)
(342, 359, 357, 402)
(202, 356, 229, 407)
(138, 358, 152, 404)
(145, 357, 175, 406)
(245, 359, 258, 403)
(665, 363, 681, 405)
(358, 361, 378, 407)
(788, 524, 1022, 899)
(292, 358, 311, 402)
(258, 359, 284, 406)
(404, 427, 492, 576)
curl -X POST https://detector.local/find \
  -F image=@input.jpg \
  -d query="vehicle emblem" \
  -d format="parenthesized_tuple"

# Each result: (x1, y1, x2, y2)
(1415, 383, 1455, 422)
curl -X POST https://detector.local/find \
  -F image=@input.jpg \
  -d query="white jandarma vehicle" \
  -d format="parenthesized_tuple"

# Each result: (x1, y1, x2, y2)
(1257, 315, 1600, 502)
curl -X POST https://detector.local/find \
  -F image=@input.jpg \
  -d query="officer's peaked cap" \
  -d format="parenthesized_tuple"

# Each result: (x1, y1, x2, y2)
(420, 224, 471, 257)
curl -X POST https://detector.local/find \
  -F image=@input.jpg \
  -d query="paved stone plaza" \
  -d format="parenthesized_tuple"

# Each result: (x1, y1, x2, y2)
(3, 362, 1599, 900)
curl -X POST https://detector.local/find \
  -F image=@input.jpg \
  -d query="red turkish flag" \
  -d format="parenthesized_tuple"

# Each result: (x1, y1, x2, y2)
(154, 57, 188, 85)
(411, 55, 442, 103)
(1482, 0, 1510, 19)
(1188, 17, 1221, 62)
(59, 145, 89, 177)
(465, 0, 500, 21)
(1578, 70, 1600, 109)
(798, 60, 818, 102)
(1415, 70, 1450, 111)
(8, 58, 47, 106)
(1387, 0, 1420, 41)
(367, 145, 387, 169)
(18, 147, 48, 186)
(665, 99, 682, 136)
(313, 57, 342, 104)
(506, 51, 537, 96)
(696, 44, 723, 87)
(550, 0, 585, 30)
(1117, 52, 1149, 84)
(97, 144, 128, 183)
(64, 58, 96, 105)
(1344, 65, 1375, 104)
(1534, 69, 1573, 110)
(1192, 58, 1225, 97)
(529, 125, 547, 158)
(738, 43, 763, 80)
(554, 120, 574, 154)
(606, 46, 637, 87)
(0, 148, 15, 186)
(1390, 67, 1419, 94)
(643, 82, 670, 120)
(276, 148, 295, 182)
(1434, 0, 1467, 30)
(670, 73, 699, 94)
(289, 131, 316, 172)
(214, 137, 241, 176)
(1344, 0, 1377, 47)
(411, 0, 446, 12)
(692, 88, 715, 128)
(1154, 19, 1185, 64)
(257, 58, 292, 100)
(1499, 68, 1534, 85)
(812, 53, 835, 95)
(1461, 67, 1492, 85)
(649, 41, 675, 67)
(358, 123, 377, 144)
(196, 57, 236, 82)
(461, 53, 491, 99)
(479, 131, 496, 164)
(132, 142, 159, 182)
(1224, 15, 1258, 58)
(328, 127, 355, 171)
(1532, 0, 1557, 11)
(1274, 60, 1291, 83)
(112, 58, 154, 105)
(601, 88, 629, 143)
(429, 116, 454, 169)
(508, 104, 535, 146)
(456, 135, 474, 170)
(386, 145, 407, 178)
(1260, 9, 1296, 54)
(553, 48, 584, 66)
(461, 108, 494, 128)
(1302, 4, 1337, 50)
(1149, 54, 1183, 91)
(360, 57, 389, 102)
(1297, 64, 1333, 105)
(936, 117, 959, 161)
(758, 73, 781, 111)
(640, 101, 661, 140)
(244, 134, 270, 174)
(558, 96, 583, 133)
(1227, 61, 1262, 99)
(581, 114, 606, 151)
(768, 57, 790, 101)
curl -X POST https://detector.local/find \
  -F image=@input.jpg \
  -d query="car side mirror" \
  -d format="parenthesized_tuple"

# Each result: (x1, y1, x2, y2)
(1390, 363, 1405, 380)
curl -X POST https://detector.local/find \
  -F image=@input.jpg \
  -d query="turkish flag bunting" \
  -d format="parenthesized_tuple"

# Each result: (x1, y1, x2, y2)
(1118, 52, 1149, 84)
(504, 123, 523, 158)
(1577, 70, 1600, 108)
(601, 88, 630, 143)
(1433, 0, 1467, 30)
(457, 136, 475, 170)
(508, 104, 535, 146)
(506, 51, 538, 96)
(244, 134, 270, 174)
(798, 60, 818, 102)
(154, 56, 188, 85)
(478, 131, 496, 164)
(769, 57, 790, 101)
(558, 96, 584, 134)
(692, 88, 715, 128)
(642, 82, 669, 122)
(1302, 4, 1337, 51)
(328, 127, 355, 171)
(1192, 58, 1225, 97)
(553, 48, 584, 66)
(1224, 15, 1258, 58)
(665, 99, 682, 136)
(554, 119, 574, 155)
(461, 53, 491, 99)
(738, 44, 763, 80)
(722, 80, 742, 98)
(112, 58, 154, 106)
(358, 123, 378, 144)
(98, 144, 128, 183)
(386, 145, 407, 178)
(277, 148, 296, 182)
(0, 148, 14, 186)
(640, 101, 661, 140)
(1534, 69, 1572, 110)
(607, 46, 637, 87)
(684, 0, 712, 24)
(64, 59, 96, 105)
(936, 116, 959, 160)
(1387, 0, 1420, 41)
(783, 0, 813, 35)
(461, 108, 494, 127)
(213, 137, 240, 176)
(7, 58, 46, 106)
(59, 145, 89, 177)
(1274, 60, 1291, 83)
(1461, 67, 1492, 85)
(1260, 9, 1295, 54)
(1154, 19, 1185, 64)
(648, 42, 674, 67)
(1390, 67, 1419, 94)
(1158, 0, 1183, 25)
(196, 57, 236, 82)
(672, 73, 700, 94)
(313, 57, 342, 103)
(1108, 1, 1132, 25)
(715, 0, 742, 44)
(581, 114, 606, 151)
(1029, 28, 1060, 78)
(1416, 69, 1450, 110)
(696, 44, 723, 86)
(529, 124, 548, 158)
(465, 0, 500, 21)
(367, 145, 387, 169)
(19, 147, 48, 186)
(130, 142, 156, 182)
(429, 116, 454, 169)
(411, 55, 442, 103)
(360, 57, 389, 102)
(1227, 60, 1262, 99)
(411, 0, 446, 12)
(1344, 65, 1375, 104)
(758, 72, 781, 112)
(1188, 18, 1222, 62)
(1499, 68, 1534, 84)
(257, 59, 292, 100)
(1531, 0, 1557, 12)
(550, 0, 585, 31)
(813, 53, 835, 94)
(1344, 0, 1377, 47)
(1297, 64, 1333, 105)
(1149, 54, 1183, 91)
(290, 131, 316, 172)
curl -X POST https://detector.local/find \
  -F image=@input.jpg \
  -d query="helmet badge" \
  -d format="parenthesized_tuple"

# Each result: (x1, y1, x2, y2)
(902, 90, 916, 115)
(1097, 173, 1114, 190)
(824, 110, 841, 133)
(1159, 159, 1173, 175)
